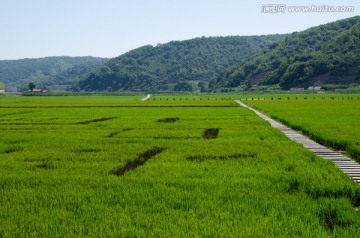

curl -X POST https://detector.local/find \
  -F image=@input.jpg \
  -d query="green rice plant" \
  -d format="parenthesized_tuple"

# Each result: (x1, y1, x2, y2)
(0, 95, 360, 237)
(246, 94, 360, 162)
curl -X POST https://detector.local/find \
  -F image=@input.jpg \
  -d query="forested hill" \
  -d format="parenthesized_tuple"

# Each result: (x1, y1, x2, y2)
(74, 35, 287, 92)
(210, 16, 360, 90)
(0, 56, 107, 88)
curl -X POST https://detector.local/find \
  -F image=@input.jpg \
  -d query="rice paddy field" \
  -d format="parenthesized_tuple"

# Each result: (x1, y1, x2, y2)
(245, 94, 360, 162)
(1, 95, 360, 237)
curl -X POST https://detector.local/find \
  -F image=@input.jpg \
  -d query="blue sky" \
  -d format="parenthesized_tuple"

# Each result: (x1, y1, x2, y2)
(0, 0, 358, 60)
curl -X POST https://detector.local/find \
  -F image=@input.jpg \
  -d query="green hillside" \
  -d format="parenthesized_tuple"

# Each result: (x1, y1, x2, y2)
(74, 35, 287, 92)
(0, 57, 107, 89)
(210, 16, 360, 90)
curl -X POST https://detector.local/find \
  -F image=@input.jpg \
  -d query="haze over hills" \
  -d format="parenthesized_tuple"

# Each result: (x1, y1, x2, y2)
(73, 35, 287, 92)
(210, 16, 360, 90)
(0, 57, 108, 89)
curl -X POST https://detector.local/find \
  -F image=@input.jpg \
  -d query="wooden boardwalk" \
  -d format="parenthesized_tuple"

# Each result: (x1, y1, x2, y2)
(235, 100, 360, 184)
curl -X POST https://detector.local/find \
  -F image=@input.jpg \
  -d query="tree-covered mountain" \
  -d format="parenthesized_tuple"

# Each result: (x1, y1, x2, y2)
(0, 56, 107, 88)
(74, 35, 287, 92)
(41, 60, 109, 88)
(210, 16, 360, 90)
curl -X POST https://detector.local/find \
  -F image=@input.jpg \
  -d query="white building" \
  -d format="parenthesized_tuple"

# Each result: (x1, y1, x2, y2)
(308, 86, 322, 90)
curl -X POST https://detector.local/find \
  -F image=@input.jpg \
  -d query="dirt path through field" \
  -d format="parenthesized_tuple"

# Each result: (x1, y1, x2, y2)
(235, 100, 360, 185)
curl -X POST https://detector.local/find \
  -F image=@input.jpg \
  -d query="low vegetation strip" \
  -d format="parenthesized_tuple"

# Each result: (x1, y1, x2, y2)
(110, 147, 165, 176)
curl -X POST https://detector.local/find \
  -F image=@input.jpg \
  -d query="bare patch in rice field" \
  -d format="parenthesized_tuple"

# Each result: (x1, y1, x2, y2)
(36, 163, 56, 170)
(123, 128, 134, 132)
(75, 117, 117, 125)
(187, 153, 256, 162)
(154, 136, 201, 140)
(76, 148, 103, 153)
(202, 128, 220, 139)
(157, 118, 179, 123)
(107, 132, 119, 138)
(1, 145, 23, 154)
(110, 147, 165, 176)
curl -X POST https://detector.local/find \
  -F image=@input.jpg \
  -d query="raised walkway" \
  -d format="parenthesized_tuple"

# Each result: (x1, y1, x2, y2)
(235, 100, 360, 184)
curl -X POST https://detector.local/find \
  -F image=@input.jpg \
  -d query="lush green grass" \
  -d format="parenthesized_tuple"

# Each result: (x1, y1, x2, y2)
(245, 95, 360, 161)
(0, 95, 236, 107)
(0, 95, 143, 107)
(1, 95, 360, 237)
